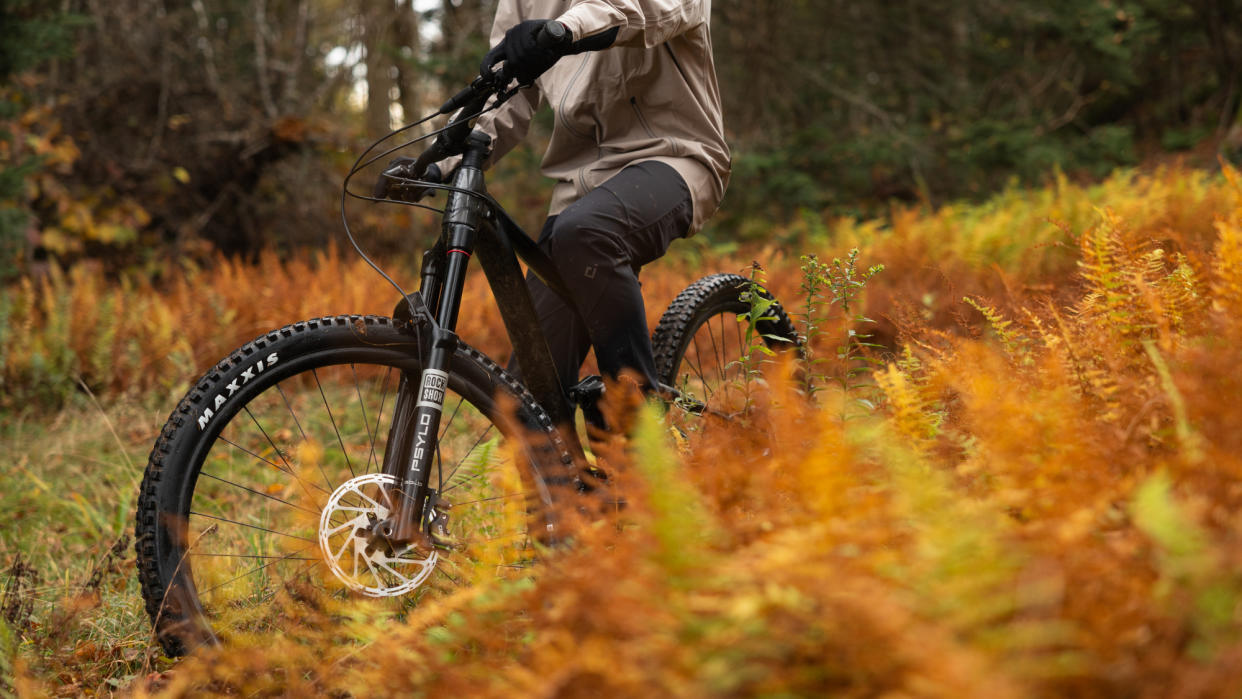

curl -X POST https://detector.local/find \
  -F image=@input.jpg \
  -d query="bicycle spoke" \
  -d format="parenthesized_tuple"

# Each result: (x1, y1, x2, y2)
(246, 406, 333, 494)
(685, 354, 709, 395)
(190, 553, 318, 561)
(190, 510, 315, 544)
(439, 396, 466, 443)
(441, 424, 495, 487)
(362, 555, 383, 584)
(365, 368, 394, 475)
(730, 314, 740, 365)
(709, 314, 726, 386)
(199, 471, 317, 515)
(451, 491, 530, 507)
(218, 437, 329, 497)
(721, 314, 738, 402)
(276, 385, 309, 442)
(436, 396, 466, 492)
(687, 336, 711, 390)
(441, 470, 485, 494)
(434, 567, 463, 587)
(325, 517, 363, 538)
(313, 368, 356, 482)
(354, 489, 385, 511)
(351, 364, 377, 475)
(198, 546, 315, 598)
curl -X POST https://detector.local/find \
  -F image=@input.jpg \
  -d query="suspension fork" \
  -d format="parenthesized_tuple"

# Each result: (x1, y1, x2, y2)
(378, 133, 492, 544)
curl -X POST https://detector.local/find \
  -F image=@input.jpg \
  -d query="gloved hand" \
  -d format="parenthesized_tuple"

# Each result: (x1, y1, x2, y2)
(480, 19, 573, 86)
(373, 159, 442, 203)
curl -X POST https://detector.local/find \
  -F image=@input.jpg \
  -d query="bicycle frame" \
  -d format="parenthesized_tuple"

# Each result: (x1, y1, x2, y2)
(376, 131, 586, 544)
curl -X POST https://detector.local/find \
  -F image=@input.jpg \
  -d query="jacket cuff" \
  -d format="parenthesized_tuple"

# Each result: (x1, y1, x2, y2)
(556, 1, 625, 40)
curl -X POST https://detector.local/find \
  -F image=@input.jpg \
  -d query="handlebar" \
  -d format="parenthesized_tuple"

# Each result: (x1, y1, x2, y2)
(437, 20, 566, 115)
(377, 20, 570, 201)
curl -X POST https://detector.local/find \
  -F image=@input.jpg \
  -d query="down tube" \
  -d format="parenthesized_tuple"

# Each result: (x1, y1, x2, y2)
(473, 218, 579, 438)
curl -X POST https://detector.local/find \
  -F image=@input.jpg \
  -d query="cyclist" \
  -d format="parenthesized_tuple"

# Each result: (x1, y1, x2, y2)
(429, 0, 730, 416)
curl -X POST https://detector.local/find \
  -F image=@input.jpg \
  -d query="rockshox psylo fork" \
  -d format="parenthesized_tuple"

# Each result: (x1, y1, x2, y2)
(372, 131, 492, 545)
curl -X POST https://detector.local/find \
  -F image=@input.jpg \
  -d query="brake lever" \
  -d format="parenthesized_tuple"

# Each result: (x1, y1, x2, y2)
(440, 69, 523, 116)
(379, 71, 516, 203)
(438, 75, 491, 115)
(376, 160, 442, 203)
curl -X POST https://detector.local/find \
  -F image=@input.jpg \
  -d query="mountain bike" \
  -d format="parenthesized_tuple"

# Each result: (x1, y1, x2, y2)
(134, 31, 800, 655)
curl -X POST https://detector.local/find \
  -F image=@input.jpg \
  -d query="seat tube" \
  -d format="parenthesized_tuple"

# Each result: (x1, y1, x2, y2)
(388, 133, 493, 543)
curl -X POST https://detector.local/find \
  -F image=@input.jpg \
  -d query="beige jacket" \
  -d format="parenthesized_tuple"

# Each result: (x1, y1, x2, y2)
(470, 0, 730, 234)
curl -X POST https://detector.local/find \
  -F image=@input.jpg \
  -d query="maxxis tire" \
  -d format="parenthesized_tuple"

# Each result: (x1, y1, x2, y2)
(134, 315, 573, 656)
(652, 273, 800, 395)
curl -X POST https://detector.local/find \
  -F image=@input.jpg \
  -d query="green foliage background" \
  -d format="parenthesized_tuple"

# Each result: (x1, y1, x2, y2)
(0, 0, 79, 279)
(713, 0, 1240, 229)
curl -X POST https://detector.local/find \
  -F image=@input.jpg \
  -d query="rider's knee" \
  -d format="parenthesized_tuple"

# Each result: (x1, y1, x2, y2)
(547, 208, 627, 278)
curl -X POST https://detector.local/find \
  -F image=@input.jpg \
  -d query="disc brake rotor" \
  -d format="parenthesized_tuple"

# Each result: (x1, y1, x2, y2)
(318, 473, 438, 597)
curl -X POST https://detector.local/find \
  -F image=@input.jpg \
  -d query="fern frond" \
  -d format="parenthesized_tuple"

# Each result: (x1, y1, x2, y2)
(875, 361, 941, 447)
(964, 296, 1028, 362)
(1210, 217, 1242, 320)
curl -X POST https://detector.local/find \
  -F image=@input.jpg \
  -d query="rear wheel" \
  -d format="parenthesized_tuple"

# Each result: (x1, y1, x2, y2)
(652, 273, 800, 417)
(135, 315, 573, 655)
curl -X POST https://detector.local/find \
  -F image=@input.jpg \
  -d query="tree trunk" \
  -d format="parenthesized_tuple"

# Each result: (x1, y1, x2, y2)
(364, 2, 395, 135)
(394, 0, 420, 123)
(440, 0, 494, 85)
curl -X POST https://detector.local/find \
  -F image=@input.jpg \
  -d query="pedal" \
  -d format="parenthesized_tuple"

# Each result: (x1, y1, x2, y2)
(568, 375, 625, 507)
(568, 374, 605, 407)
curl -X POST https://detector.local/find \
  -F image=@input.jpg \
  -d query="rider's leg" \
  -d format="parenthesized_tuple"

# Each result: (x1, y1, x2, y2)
(524, 161, 693, 401)
(519, 217, 593, 395)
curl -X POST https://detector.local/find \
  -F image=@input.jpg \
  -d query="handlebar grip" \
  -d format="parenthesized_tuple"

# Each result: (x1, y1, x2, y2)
(535, 20, 569, 50)
(439, 75, 491, 115)
(439, 84, 476, 115)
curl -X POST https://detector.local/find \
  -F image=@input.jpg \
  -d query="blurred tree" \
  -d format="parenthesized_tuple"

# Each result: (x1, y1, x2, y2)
(436, 0, 497, 86)
(393, 0, 423, 123)
(3, 0, 1239, 264)
(364, 0, 396, 135)
(15, 0, 367, 260)
(0, 0, 79, 280)
(365, 0, 424, 134)
(0, 0, 77, 80)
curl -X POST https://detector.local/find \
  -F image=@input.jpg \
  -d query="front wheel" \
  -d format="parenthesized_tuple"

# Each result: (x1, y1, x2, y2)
(135, 315, 574, 655)
(652, 273, 801, 416)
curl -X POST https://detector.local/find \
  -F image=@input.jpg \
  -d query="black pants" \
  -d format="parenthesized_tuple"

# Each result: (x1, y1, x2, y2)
(522, 161, 692, 399)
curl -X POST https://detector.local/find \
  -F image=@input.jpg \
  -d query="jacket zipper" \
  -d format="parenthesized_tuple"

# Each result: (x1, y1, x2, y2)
(558, 55, 595, 195)
(630, 97, 656, 138)
(557, 55, 592, 141)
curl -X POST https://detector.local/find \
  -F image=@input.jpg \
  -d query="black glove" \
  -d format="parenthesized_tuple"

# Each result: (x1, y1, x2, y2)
(373, 159, 442, 203)
(481, 19, 573, 86)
